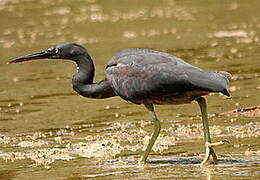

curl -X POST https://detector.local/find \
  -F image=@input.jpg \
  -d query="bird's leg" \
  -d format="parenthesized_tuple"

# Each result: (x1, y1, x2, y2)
(139, 103, 161, 164)
(196, 97, 226, 166)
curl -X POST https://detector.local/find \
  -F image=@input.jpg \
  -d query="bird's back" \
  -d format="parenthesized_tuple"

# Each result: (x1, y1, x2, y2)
(105, 48, 231, 104)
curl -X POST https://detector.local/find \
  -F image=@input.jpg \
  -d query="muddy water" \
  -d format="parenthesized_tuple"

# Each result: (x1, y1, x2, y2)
(0, 0, 259, 179)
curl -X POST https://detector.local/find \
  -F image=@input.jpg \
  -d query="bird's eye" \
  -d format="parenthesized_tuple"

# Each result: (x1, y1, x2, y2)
(47, 47, 60, 54)
(47, 47, 55, 52)
(55, 48, 59, 54)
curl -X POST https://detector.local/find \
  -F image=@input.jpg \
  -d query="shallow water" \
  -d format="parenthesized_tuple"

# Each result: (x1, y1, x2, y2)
(0, 0, 260, 179)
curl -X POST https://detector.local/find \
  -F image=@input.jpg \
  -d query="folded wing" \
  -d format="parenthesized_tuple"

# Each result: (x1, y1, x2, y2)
(106, 49, 230, 103)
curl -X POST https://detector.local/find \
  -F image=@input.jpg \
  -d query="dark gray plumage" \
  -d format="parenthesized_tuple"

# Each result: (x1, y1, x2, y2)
(106, 48, 230, 104)
(9, 42, 231, 165)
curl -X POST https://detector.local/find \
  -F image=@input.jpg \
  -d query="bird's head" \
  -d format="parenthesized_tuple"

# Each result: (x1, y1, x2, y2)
(8, 42, 88, 64)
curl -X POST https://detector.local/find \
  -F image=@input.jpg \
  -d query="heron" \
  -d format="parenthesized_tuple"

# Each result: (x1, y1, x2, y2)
(9, 42, 231, 166)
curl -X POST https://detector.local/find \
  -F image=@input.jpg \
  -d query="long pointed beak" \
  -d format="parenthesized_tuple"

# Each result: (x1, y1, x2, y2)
(8, 51, 51, 64)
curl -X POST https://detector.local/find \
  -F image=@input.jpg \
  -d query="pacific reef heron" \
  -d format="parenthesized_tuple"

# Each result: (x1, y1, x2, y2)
(9, 42, 231, 166)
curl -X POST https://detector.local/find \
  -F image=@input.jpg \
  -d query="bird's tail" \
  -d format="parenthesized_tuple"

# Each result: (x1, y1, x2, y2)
(215, 71, 232, 96)
(221, 89, 230, 96)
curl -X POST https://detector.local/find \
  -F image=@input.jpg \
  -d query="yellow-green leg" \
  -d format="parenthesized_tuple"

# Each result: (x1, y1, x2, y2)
(196, 97, 227, 166)
(139, 103, 161, 164)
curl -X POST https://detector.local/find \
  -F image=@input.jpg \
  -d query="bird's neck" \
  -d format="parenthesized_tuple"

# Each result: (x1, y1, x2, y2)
(73, 54, 95, 85)
(71, 54, 116, 99)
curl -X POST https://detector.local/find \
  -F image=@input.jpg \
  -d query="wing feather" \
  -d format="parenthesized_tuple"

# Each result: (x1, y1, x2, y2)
(105, 49, 230, 103)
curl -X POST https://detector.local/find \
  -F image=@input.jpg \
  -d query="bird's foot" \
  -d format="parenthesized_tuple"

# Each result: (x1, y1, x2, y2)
(200, 140, 229, 167)
(138, 159, 145, 165)
(138, 155, 148, 165)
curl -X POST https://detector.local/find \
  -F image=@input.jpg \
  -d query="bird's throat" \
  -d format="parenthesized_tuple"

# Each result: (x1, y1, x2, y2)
(71, 53, 115, 99)
(73, 55, 95, 85)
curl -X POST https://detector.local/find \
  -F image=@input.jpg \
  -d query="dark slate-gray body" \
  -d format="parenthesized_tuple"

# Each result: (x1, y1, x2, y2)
(105, 48, 230, 105)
